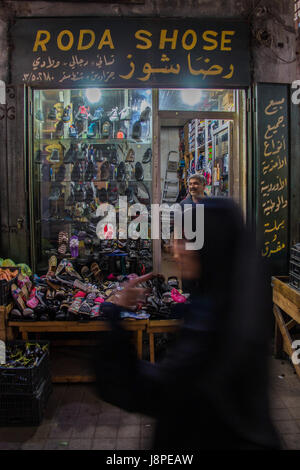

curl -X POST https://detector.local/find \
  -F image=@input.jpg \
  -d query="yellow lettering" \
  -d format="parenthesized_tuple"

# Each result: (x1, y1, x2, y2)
(159, 29, 178, 49)
(78, 29, 95, 50)
(97, 29, 115, 50)
(202, 30, 218, 51)
(220, 30, 235, 51)
(135, 30, 152, 50)
(57, 30, 74, 51)
(33, 30, 51, 52)
(181, 29, 197, 50)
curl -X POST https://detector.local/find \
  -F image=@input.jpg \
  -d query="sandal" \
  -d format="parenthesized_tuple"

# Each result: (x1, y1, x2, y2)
(68, 298, 83, 315)
(90, 262, 102, 282)
(47, 255, 57, 276)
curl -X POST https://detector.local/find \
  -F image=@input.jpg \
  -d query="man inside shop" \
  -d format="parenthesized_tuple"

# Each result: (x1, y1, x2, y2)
(179, 173, 207, 208)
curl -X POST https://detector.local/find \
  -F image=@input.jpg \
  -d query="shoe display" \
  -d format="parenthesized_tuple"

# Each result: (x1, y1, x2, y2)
(100, 161, 110, 181)
(135, 162, 144, 181)
(142, 147, 152, 164)
(32, 88, 153, 276)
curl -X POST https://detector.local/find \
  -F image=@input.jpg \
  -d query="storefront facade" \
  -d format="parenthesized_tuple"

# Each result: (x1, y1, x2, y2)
(0, 0, 298, 278)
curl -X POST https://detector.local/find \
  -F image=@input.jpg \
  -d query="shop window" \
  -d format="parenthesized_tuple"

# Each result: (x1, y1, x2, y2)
(32, 88, 153, 273)
(159, 88, 235, 112)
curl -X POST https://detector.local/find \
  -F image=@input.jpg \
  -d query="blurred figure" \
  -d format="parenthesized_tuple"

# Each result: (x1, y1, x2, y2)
(94, 197, 280, 450)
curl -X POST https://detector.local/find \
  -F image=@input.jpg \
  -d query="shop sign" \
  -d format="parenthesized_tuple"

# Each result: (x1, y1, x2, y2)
(11, 18, 250, 88)
(256, 83, 289, 275)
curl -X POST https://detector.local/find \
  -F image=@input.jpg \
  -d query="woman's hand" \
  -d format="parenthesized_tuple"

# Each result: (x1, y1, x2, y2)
(109, 272, 154, 311)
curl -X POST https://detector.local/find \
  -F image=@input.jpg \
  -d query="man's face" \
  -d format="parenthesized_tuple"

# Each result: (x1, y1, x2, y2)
(189, 178, 205, 198)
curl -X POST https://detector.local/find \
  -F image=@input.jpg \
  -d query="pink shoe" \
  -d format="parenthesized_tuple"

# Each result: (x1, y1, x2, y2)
(107, 273, 116, 281)
(171, 288, 187, 303)
(26, 296, 39, 309)
(74, 291, 87, 298)
(94, 296, 105, 304)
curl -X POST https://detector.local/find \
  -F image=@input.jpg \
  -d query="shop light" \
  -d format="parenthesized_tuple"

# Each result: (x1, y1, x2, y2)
(180, 89, 202, 106)
(85, 88, 101, 103)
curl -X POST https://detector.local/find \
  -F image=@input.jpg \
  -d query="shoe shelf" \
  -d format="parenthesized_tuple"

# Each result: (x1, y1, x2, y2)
(37, 138, 152, 145)
(32, 88, 153, 274)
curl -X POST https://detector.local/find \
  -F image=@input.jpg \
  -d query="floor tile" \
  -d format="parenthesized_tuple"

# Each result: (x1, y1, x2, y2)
(118, 424, 141, 439)
(68, 438, 92, 450)
(97, 411, 121, 425)
(49, 421, 73, 438)
(44, 439, 70, 450)
(92, 438, 117, 450)
(21, 439, 46, 450)
(282, 433, 300, 450)
(0, 441, 22, 450)
(271, 408, 293, 420)
(274, 420, 300, 434)
(94, 424, 118, 438)
(116, 438, 140, 450)
(288, 407, 300, 419)
(119, 412, 141, 425)
(141, 423, 154, 439)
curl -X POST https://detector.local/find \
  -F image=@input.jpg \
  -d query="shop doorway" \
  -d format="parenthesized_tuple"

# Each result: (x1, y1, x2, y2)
(156, 88, 247, 277)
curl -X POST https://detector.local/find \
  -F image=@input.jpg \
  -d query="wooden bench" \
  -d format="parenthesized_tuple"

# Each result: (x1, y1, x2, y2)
(147, 319, 183, 363)
(272, 276, 300, 379)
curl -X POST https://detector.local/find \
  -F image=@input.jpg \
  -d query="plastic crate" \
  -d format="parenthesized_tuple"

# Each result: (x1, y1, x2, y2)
(290, 260, 300, 277)
(289, 271, 300, 291)
(0, 378, 52, 426)
(0, 267, 19, 306)
(290, 244, 300, 263)
(0, 341, 51, 394)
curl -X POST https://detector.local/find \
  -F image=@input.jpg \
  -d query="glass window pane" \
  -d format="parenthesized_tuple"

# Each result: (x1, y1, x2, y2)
(33, 88, 153, 273)
(159, 89, 235, 112)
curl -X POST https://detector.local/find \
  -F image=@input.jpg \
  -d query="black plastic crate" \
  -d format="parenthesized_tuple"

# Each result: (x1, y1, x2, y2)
(290, 260, 300, 277)
(289, 271, 300, 291)
(0, 378, 53, 426)
(0, 341, 51, 394)
(290, 244, 300, 263)
(0, 267, 19, 306)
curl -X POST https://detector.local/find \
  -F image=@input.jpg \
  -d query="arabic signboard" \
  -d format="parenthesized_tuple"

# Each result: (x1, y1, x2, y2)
(11, 17, 250, 88)
(256, 83, 290, 275)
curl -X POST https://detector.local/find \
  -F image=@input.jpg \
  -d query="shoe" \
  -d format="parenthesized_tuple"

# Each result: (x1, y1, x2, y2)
(132, 120, 142, 139)
(49, 149, 60, 163)
(109, 148, 118, 165)
(74, 183, 86, 202)
(87, 122, 97, 138)
(101, 120, 111, 138)
(85, 183, 95, 202)
(85, 160, 96, 181)
(95, 149, 104, 162)
(140, 106, 151, 122)
(64, 143, 76, 163)
(116, 129, 126, 139)
(35, 109, 44, 121)
(69, 124, 78, 138)
(62, 105, 72, 122)
(91, 107, 104, 122)
(66, 182, 75, 205)
(118, 181, 127, 196)
(97, 187, 108, 203)
(136, 181, 150, 204)
(69, 236, 79, 258)
(135, 162, 144, 181)
(55, 120, 64, 137)
(35, 149, 44, 163)
(48, 183, 62, 201)
(119, 106, 132, 121)
(100, 161, 110, 181)
(56, 163, 66, 182)
(76, 105, 89, 120)
(108, 107, 119, 122)
(71, 161, 83, 181)
(48, 106, 57, 120)
(126, 148, 135, 162)
(117, 161, 126, 181)
(142, 147, 152, 164)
